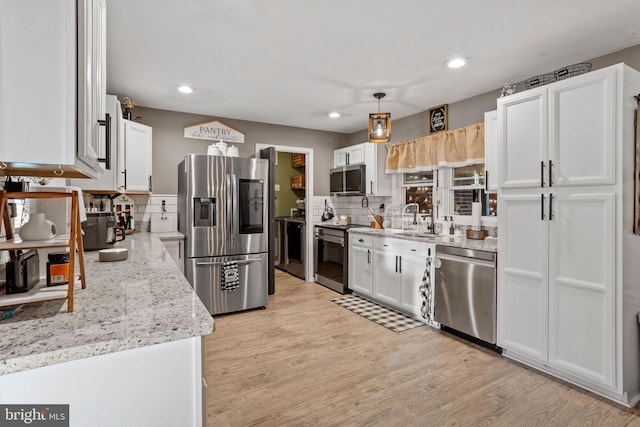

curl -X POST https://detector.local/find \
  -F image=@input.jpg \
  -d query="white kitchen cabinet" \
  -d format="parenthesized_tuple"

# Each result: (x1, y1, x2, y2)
(334, 143, 391, 196)
(348, 235, 373, 297)
(162, 239, 185, 274)
(372, 239, 401, 307)
(497, 63, 640, 406)
(499, 67, 616, 190)
(122, 120, 153, 193)
(334, 145, 366, 167)
(483, 110, 498, 192)
(365, 236, 434, 319)
(70, 95, 122, 192)
(0, 0, 107, 178)
(498, 194, 549, 362)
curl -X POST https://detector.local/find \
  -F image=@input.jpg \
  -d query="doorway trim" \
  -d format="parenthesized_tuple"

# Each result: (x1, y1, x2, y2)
(255, 143, 314, 282)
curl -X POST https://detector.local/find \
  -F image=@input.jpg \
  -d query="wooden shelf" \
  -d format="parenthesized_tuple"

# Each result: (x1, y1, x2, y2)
(291, 153, 306, 168)
(0, 190, 86, 312)
(0, 278, 82, 308)
(290, 175, 305, 189)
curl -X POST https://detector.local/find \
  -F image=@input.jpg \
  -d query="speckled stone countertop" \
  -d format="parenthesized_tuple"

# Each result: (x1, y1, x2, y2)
(348, 228, 498, 252)
(0, 232, 213, 376)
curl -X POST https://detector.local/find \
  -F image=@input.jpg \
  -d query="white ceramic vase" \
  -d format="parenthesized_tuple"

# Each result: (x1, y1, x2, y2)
(19, 213, 57, 241)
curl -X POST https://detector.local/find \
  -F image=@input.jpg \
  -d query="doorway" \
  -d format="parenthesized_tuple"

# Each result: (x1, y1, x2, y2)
(255, 144, 314, 282)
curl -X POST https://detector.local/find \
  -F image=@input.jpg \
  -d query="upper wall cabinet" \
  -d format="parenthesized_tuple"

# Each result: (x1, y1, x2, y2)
(334, 143, 391, 196)
(70, 95, 122, 193)
(121, 120, 153, 193)
(498, 67, 616, 189)
(0, 0, 107, 178)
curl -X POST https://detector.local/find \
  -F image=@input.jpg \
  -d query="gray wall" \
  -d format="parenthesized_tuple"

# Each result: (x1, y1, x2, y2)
(133, 106, 347, 195)
(134, 43, 640, 195)
(346, 43, 640, 146)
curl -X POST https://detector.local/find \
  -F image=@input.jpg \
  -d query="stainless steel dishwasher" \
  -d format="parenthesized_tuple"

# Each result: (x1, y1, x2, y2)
(433, 245, 497, 345)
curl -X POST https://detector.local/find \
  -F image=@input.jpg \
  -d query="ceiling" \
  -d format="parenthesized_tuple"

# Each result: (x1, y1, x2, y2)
(106, 0, 640, 134)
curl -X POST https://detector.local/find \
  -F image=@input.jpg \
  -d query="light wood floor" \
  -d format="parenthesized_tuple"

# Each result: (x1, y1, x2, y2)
(204, 270, 640, 426)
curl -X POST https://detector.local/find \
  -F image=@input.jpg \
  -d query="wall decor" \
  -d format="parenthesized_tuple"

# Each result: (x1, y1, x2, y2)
(184, 119, 245, 143)
(428, 104, 448, 133)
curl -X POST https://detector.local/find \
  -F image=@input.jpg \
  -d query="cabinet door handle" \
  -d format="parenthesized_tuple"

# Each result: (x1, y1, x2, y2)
(370, 180, 373, 195)
(123, 169, 127, 189)
(549, 193, 554, 220)
(540, 161, 545, 187)
(97, 113, 111, 170)
(395, 255, 398, 273)
(398, 256, 402, 273)
(346, 153, 349, 165)
(485, 170, 488, 192)
(541, 194, 545, 220)
(548, 160, 553, 187)
(367, 249, 371, 264)
(358, 238, 364, 243)
(149, 176, 152, 192)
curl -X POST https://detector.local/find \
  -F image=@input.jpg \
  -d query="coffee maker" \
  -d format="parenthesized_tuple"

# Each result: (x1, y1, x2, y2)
(82, 212, 125, 251)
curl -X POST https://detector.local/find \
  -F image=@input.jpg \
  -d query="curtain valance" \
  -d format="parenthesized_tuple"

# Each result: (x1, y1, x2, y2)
(385, 122, 484, 173)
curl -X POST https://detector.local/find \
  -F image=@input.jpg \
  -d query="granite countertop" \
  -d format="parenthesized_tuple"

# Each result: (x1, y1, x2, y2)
(348, 228, 498, 252)
(0, 232, 213, 376)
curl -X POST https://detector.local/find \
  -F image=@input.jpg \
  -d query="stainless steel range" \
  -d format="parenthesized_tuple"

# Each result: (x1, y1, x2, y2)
(314, 223, 364, 294)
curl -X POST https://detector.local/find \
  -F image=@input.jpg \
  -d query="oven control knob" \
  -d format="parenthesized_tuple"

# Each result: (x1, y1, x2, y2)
(433, 258, 442, 269)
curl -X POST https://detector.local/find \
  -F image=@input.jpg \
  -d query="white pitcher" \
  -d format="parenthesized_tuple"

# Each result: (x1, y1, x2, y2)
(19, 213, 57, 240)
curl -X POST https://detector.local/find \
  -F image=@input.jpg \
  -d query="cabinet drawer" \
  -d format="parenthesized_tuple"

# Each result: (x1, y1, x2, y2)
(350, 234, 373, 247)
(375, 237, 432, 255)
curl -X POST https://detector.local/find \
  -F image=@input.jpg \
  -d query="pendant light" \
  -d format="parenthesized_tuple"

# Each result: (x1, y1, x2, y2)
(368, 93, 391, 143)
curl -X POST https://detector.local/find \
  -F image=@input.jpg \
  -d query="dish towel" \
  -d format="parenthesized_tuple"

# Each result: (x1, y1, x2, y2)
(419, 257, 433, 323)
(221, 261, 240, 291)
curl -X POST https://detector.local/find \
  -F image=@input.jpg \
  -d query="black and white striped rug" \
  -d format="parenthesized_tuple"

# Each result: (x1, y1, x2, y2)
(332, 294, 426, 332)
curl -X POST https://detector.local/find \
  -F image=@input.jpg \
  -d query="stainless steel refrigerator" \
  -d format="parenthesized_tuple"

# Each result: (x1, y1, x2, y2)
(178, 154, 269, 315)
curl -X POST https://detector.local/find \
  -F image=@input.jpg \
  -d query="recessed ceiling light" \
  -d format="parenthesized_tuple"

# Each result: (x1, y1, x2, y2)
(446, 57, 468, 69)
(328, 112, 341, 118)
(178, 85, 194, 94)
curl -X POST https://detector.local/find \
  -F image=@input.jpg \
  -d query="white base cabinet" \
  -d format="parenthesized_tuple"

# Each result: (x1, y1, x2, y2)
(348, 235, 373, 296)
(0, 337, 204, 427)
(497, 63, 640, 406)
(349, 233, 434, 320)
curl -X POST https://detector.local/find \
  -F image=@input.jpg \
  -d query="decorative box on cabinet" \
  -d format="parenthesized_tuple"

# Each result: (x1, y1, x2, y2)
(0, 191, 86, 312)
(0, 0, 107, 179)
(497, 63, 640, 407)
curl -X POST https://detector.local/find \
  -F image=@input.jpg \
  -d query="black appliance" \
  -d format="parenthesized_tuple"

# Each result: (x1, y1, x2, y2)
(82, 212, 125, 251)
(6, 249, 40, 294)
(285, 219, 305, 279)
(314, 224, 362, 294)
(330, 164, 366, 196)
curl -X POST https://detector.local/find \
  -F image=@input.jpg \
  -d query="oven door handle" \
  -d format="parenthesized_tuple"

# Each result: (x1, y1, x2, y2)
(314, 235, 344, 246)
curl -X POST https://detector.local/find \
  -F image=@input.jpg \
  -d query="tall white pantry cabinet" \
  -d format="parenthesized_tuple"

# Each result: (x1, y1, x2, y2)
(497, 63, 640, 406)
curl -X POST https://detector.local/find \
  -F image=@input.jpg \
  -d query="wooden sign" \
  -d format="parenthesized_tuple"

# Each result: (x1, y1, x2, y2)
(428, 104, 448, 133)
(184, 120, 245, 143)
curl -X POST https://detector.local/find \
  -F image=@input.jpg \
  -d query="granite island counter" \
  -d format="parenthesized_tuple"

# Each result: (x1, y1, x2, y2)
(0, 231, 213, 427)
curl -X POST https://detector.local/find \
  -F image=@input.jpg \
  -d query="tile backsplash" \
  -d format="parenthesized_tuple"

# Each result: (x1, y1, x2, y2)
(127, 194, 178, 232)
(312, 195, 391, 226)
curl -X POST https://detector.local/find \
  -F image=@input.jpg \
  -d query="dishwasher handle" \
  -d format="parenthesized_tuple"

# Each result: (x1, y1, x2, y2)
(434, 252, 496, 269)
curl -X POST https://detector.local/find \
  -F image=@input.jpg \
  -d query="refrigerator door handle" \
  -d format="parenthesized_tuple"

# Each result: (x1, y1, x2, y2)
(196, 257, 264, 267)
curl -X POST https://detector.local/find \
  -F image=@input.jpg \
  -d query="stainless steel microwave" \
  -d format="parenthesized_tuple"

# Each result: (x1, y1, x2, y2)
(330, 164, 366, 196)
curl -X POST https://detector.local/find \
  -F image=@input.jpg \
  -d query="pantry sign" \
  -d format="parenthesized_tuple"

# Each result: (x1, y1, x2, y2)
(184, 120, 245, 143)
